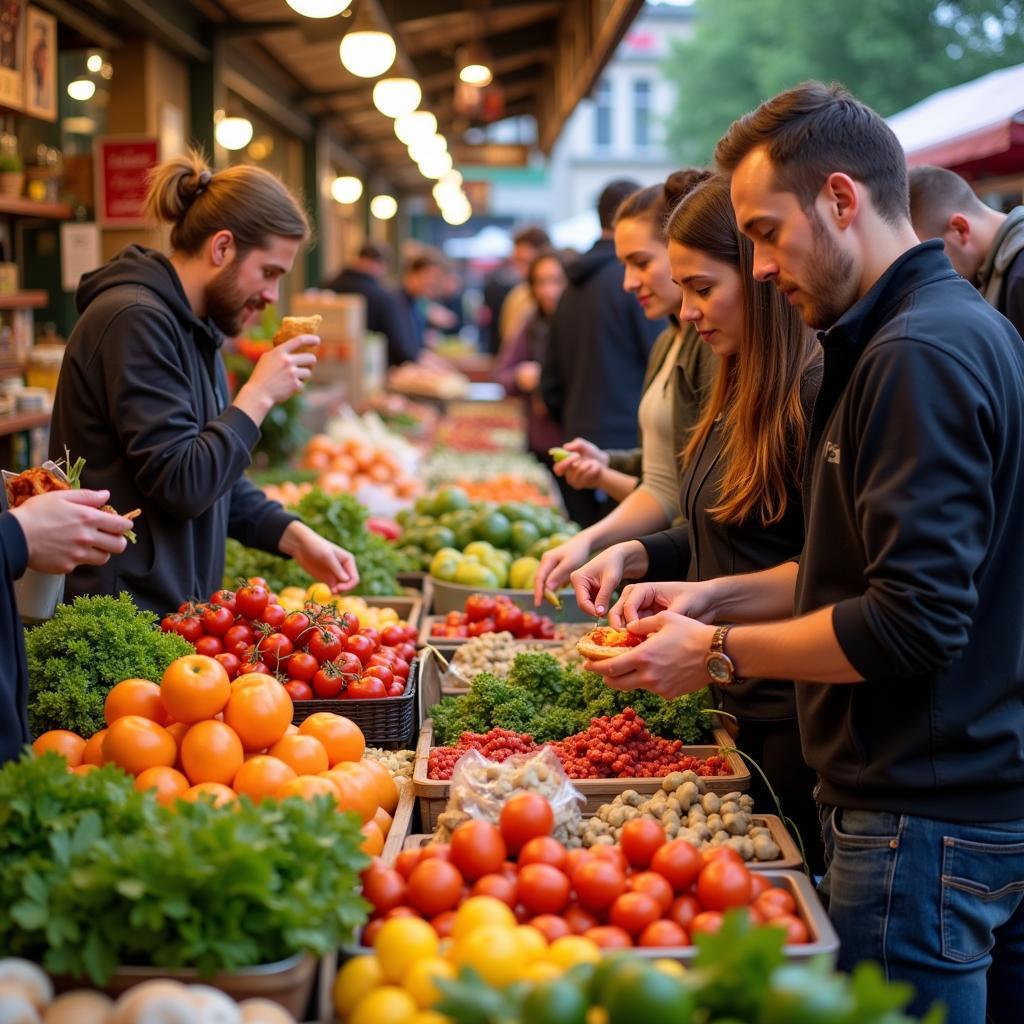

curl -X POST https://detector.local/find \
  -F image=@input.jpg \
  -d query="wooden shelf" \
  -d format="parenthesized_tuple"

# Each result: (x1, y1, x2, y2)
(0, 290, 48, 310)
(0, 195, 73, 220)
(0, 410, 49, 437)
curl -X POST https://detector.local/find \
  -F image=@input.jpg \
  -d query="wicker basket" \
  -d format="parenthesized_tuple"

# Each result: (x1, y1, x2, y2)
(290, 659, 418, 748)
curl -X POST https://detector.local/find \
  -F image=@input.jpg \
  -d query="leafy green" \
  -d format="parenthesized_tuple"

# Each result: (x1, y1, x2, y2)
(0, 753, 370, 981)
(26, 594, 193, 737)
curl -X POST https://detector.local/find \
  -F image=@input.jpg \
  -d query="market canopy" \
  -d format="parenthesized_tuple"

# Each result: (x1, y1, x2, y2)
(887, 62, 1024, 180)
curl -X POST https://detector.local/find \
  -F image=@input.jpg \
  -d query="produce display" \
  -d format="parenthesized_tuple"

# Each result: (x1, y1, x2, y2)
(224, 489, 406, 595)
(428, 652, 712, 747)
(0, 962, 301, 1023)
(435, 414, 526, 454)
(25, 594, 193, 739)
(441, 631, 583, 687)
(388, 361, 470, 399)
(444, 474, 555, 506)
(358, 392, 440, 440)
(364, 747, 414, 781)
(423, 450, 558, 491)
(427, 595, 559, 640)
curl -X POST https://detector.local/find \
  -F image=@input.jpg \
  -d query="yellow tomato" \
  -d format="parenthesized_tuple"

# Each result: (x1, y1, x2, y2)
(349, 986, 418, 1024)
(451, 896, 516, 941)
(652, 958, 686, 978)
(401, 957, 456, 1010)
(521, 960, 563, 984)
(543, 936, 601, 970)
(449, 924, 527, 988)
(333, 955, 384, 1018)
(375, 918, 441, 984)
(513, 925, 547, 963)
(306, 583, 333, 604)
(411, 1013, 453, 1024)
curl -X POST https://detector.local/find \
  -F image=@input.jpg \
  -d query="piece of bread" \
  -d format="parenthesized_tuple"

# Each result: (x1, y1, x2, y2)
(576, 626, 644, 661)
(272, 314, 322, 353)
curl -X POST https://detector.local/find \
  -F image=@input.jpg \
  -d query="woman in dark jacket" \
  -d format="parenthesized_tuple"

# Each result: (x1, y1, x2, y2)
(572, 174, 824, 872)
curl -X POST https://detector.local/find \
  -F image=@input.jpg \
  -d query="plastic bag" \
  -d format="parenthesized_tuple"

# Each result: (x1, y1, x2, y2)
(434, 746, 585, 843)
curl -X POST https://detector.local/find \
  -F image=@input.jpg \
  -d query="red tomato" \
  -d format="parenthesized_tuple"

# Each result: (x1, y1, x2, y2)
(247, 577, 269, 588)
(450, 819, 507, 881)
(286, 651, 319, 683)
(308, 629, 343, 664)
(194, 634, 223, 657)
(406, 859, 464, 917)
(283, 680, 313, 701)
(535, 618, 556, 640)
(696, 858, 753, 912)
(363, 664, 394, 689)
(383, 906, 419, 920)
(499, 792, 554, 854)
(667, 894, 701, 932)
(471, 873, 517, 907)
(467, 617, 497, 638)
(369, 648, 397, 665)
(281, 611, 313, 646)
(430, 911, 457, 938)
(175, 616, 204, 643)
(766, 912, 809, 945)
(240, 658, 270, 676)
(336, 612, 359, 638)
(311, 665, 344, 699)
(609, 892, 661, 937)
(358, 626, 380, 647)
(620, 818, 667, 870)
(638, 919, 688, 948)
(201, 605, 234, 636)
(389, 658, 410, 681)
(256, 631, 293, 667)
(396, 642, 417, 663)
(379, 624, 405, 647)
(564, 848, 592, 878)
(529, 915, 572, 943)
(701, 846, 745, 866)
(259, 603, 286, 629)
(465, 594, 497, 622)
(344, 676, 387, 700)
(564, 904, 600, 935)
(361, 867, 407, 915)
(224, 622, 254, 651)
(214, 652, 240, 679)
(443, 625, 469, 638)
(589, 845, 629, 874)
(584, 925, 633, 949)
(386, 681, 406, 698)
(628, 871, 674, 913)
(518, 836, 569, 872)
(520, 611, 541, 637)
(334, 651, 363, 676)
(690, 910, 725, 936)
(419, 843, 452, 862)
(235, 584, 269, 619)
(344, 634, 376, 665)
(361, 918, 385, 947)
(650, 839, 704, 893)
(517, 863, 571, 916)
(394, 848, 422, 880)
(749, 873, 774, 899)
(571, 859, 627, 913)
(753, 887, 797, 920)
(160, 614, 178, 633)
(494, 603, 524, 636)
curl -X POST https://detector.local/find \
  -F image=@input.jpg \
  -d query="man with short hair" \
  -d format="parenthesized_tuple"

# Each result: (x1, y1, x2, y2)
(322, 241, 420, 366)
(580, 84, 1024, 1021)
(909, 164, 1024, 335)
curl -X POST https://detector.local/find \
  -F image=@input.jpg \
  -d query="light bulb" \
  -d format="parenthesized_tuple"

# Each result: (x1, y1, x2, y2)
(339, 31, 396, 78)
(408, 134, 447, 164)
(372, 78, 421, 118)
(86, 54, 103, 73)
(394, 110, 437, 145)
(370, 194, 398, 220)
(67, 79, 96, 102)
(215, 117, 254, 151)
(459, 63, 492, 87)
(330, 175, 363, 204)
(286, 0, 352, 17)
(419, 151, 453, 179)
(442, 202, 472, 226)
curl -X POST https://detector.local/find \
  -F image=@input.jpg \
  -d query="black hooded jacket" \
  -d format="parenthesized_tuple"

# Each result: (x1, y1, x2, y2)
(49, 246, 297, 614)
(540, 238, 663, 449)
(0, 513, 29, 764)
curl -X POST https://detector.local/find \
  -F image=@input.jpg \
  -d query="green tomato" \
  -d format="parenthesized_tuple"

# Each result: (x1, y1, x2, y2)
(432, 485, 472, 514)
(453, 523, 478, 550)
(521, 980, 588, 1024)
(463, 540, 497, 562)
(423, 525, 457, 553)
(429, 548, 463, 581)
(510, 519, 541, 553)
(481, 556, 508, 587)
(414, 495, 436, 517)
(474, 510, 512, 547)
(602, 962, 695, 1024)
(395, 508, 412, 527)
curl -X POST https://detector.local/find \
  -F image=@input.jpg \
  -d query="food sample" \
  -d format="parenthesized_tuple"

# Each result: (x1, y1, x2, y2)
(576, 626, 644, 661)
(272, 314, 322, 353)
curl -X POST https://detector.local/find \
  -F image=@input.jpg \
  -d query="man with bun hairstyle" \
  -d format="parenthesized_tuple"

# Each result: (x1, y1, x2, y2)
(50, 149, 359, 612)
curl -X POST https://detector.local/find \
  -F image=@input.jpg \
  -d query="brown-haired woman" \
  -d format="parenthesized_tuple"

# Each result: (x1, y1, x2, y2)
(574, 174, 824, 871)
(49, 148, 359, 613)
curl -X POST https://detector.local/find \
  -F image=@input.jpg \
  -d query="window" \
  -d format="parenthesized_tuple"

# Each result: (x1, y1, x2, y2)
(594, 78, 612, 149)
(633, 78, 652, 150)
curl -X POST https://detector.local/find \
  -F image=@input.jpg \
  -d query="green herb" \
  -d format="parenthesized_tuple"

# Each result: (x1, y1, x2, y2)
(26, 593, 193, 737)
(0, 753, 370, 982)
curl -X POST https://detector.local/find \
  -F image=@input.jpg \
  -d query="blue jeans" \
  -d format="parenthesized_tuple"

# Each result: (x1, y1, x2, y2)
(818, 806, 1024, 1023)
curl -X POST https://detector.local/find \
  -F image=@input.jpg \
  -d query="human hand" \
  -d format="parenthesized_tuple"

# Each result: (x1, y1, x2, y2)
(533, 533, 591, 607)
(570, 540, 649, 617)
(551, 438, 610, 490)
(584, 611, 716, 699)
(10, 489, 133, 574)
(279, 521, 359, 593)
(236, 335, 319, 417)
(514, 360, 540, 392)
(609, 580, 718, 627)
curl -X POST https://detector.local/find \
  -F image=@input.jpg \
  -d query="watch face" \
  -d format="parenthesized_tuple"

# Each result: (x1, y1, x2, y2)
(705, 652, 734, 685)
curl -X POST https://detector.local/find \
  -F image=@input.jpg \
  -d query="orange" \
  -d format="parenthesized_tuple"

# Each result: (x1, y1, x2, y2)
(278, 774, 340, 803)
(165, 722, 189, 771)
(360, 757, 400, 815)
(180, 720, 244, 786)
(102, 716, 177, 776)
(224, 674, 293, 751)
(299, 712, 365, 766)
(361, 820, 385, 857)
(322, 762, 378, 823)
(160, 655, 231, 724)
(284, 723, 300, 736)
(135, 765, 190, 805)
(373, 805, 394, 837)
(233, 755, 297, 801)
(32, 730, 86, 767)
(181, 782, 237, 807)
(71, 763, 97, 776)
(269, 733, 330, 776)
(104, 678, 167, 726)
(82, 729, 108, 766)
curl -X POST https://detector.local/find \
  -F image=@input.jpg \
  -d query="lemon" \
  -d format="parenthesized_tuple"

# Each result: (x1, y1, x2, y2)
(544, 936, 601, 970)
(375, 918, 441, 983)
(334, 955, 384, 1017)
(652, 958, 686, 978)
(522, 960, 564, 984)
(402, 957, 456, 1010)
(306, 582, 333, 604)
(349, 986, 419, 1024)
(514, 925, 548, 963)
(450, 924, 528, 987)
(451, 896, 517, 940)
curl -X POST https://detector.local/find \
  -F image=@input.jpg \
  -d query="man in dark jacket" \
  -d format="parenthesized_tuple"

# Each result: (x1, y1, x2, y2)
(50, 151, 358, 614)
(541, 180, 664, 526)
(584, 84, 1024, 1022)
(1, 488, 133, 763)
(322, 242, 419, 366)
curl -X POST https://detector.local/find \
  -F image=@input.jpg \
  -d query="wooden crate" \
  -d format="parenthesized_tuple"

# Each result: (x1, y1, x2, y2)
(413, 719, 749, 832)
(363, 593, 423, 631)
(380, 780, 417, 866)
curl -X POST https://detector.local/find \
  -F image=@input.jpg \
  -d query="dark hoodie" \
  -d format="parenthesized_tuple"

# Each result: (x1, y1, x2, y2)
(49, 246, 297, 614)
(0, 512, 29, 764)
(540, 238, 663, 449)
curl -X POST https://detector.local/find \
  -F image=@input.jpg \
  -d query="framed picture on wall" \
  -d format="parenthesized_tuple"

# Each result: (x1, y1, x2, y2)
(23, 5, 54, 121)
(0, 0, 25, 112)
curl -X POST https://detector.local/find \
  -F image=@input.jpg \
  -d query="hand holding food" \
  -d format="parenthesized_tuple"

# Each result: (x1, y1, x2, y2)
(576, 625, 646, 660)
(534, 533, 591, 607)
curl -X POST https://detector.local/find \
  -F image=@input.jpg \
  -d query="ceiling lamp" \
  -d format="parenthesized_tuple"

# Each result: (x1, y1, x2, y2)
(286, 0, 352, 17)
(419, 151, 453, 180)
(215, 116, 254, 151)
(372, 78, 421, 118)
(442, 201, 472, 226)
(457, 42, 493, 87)
(408, 133, 447, 164)
(438, 169, 463, 190)
(370, 194, 398, 220)
(67, 78, 96, 101)
(330, 175, 364, 204)
(86, 53, 103, 73)
(339, 31, 396, 79)
(394, 110, 437, 145)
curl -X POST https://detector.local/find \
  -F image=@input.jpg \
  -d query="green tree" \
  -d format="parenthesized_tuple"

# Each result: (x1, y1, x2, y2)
(662, 0, 1024, 164)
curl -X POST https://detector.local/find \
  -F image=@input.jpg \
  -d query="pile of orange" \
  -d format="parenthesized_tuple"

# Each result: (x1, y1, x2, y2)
(31, 654, 400, 855)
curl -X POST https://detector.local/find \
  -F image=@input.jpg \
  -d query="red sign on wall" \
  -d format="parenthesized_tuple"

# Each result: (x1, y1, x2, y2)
(95, 136, 159, 226)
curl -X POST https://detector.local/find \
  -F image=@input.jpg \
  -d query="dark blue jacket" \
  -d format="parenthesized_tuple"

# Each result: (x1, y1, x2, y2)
(0, 513, 29, 764)
(798, 241, 1024, 821)
(322, 267, 419, 366)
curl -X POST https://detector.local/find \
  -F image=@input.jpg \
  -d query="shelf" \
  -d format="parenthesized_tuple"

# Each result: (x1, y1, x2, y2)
(0, 290, 48, 309)
(0, 365, 24, 379)
(0, 195, 73, 220)
(0, 410, 49, 437)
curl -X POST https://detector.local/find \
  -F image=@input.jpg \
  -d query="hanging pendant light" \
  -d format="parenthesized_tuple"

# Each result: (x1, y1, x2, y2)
(330, 175, 364, 204)
(286, 0, 352, 17)
(457, 42, 493, 87)
(215, 116, 254, 151)
(372, 78, 421, 118)
(370, 194, 398, 220)
(67, 78, 96, 101)
(394, 110, 437, 145)
(339, 31, 396, 78)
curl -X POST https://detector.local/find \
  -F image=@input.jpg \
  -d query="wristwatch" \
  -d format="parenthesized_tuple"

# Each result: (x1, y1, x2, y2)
(705, 624, 738, 686)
